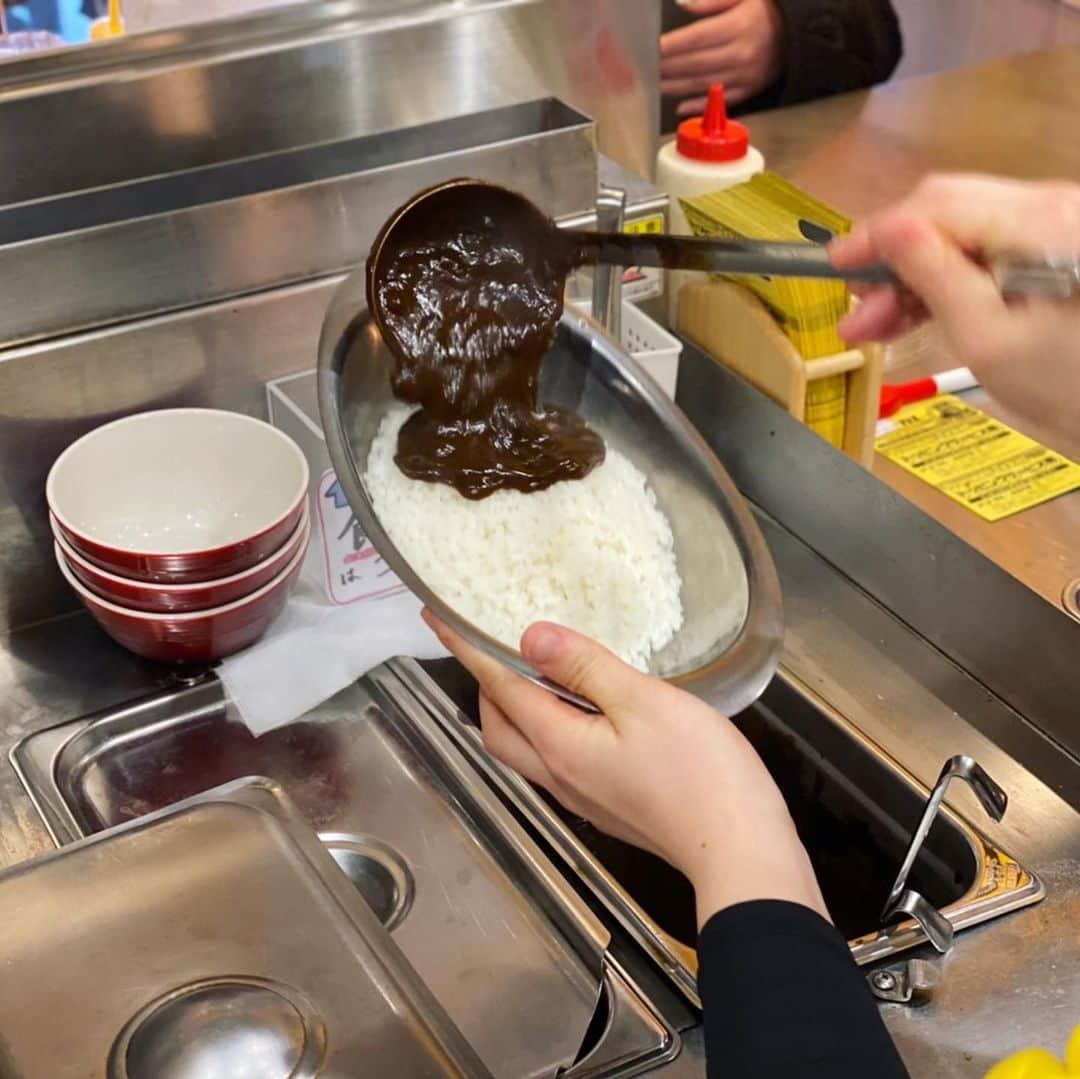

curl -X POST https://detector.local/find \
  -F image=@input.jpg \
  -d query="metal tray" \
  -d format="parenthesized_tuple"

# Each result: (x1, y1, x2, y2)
(391, 657, 1045, 1005)
(11, 669, 679, 1079)
(0, 777, 490, 1079)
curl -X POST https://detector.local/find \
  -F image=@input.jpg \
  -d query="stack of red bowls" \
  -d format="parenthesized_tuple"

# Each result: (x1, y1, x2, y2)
(46, 409, 311, 664)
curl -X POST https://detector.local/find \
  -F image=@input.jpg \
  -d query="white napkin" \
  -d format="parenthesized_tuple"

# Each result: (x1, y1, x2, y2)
(218, 542, 448, 735)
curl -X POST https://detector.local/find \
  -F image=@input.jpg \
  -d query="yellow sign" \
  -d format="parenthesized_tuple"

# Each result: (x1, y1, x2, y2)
(624, 214, 664, 236)
(876, 396, 1080, 522)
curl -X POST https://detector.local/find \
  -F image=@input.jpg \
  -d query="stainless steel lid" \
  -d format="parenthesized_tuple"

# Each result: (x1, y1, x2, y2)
(0, 779, 491, 1079)
(111, 977, 326, 1079)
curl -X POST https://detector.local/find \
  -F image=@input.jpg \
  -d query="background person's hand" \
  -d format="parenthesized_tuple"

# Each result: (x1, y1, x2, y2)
(423, 611, 827, 929)
(661, 0, 785, 115)
(831, 173, 1080, 434)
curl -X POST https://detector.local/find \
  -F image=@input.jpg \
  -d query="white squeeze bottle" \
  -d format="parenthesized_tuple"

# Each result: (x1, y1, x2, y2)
(657, 83, 764, 324)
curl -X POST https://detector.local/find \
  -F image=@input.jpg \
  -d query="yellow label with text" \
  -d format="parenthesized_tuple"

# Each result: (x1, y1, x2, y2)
(624, 214, 664, 235)
(876, 396, 1080, 522)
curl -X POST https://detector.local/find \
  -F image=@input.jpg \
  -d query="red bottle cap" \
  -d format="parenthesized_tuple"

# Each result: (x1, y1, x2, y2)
(675, 85, 750, 163)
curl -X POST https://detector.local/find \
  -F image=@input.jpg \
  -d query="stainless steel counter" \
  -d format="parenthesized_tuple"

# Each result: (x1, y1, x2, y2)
(3, 331, 1079, 1077)
(3, 530, 1078, 1077)
(1, 39, 1079, 1073)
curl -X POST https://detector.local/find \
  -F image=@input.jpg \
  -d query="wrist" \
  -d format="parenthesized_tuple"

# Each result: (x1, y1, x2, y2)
(683, 814, 829, 931)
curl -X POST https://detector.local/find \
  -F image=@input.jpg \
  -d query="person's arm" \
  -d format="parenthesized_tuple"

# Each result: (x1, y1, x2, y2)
(660, 0, 902, 121)
(700, 901, 909, 1078)
(831, 173, 1080, 439)
(424, 614, 907, 1077)
(757, 0, 903, 111)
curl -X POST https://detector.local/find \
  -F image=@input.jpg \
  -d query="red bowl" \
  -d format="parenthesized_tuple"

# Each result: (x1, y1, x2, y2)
(54, 505, 310, 614)
(55, 530, 307, 664)
(46, 409, 309, 583)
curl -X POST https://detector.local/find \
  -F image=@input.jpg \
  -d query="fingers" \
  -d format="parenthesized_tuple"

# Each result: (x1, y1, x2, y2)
(827, 222, 875, 269)
(520, 622, 660, 718)
(832, 204, 1014, 354)
(660, 44, 740, 80)
(858, 211, 1018, 358)
(838, 284, 929, 344)
(477, 693, 557, 789)
(660, 7, 739, 56)
(830, 172, 1080, 354)
(422, 609, 595, 761)
(423, 609, 564, 723)
(900, 173, 1080, 258)
(832, 175, 1080, 270)
(836, 287, 900, 343)
(675, 95, 708, 118)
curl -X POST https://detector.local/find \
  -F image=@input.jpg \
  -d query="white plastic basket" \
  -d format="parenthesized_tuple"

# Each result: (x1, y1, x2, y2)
(570, 299, 683, 399)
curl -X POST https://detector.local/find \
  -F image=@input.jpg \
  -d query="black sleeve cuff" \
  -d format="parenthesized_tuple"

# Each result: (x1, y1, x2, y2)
(767, 0, 903, 108)
(698, 900, 910, 1078)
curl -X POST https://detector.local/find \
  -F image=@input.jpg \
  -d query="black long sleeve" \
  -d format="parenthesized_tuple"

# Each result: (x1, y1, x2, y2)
(698, 900, 910, 1078)
(661, 0, 903, 131)
(755, 0, 903, 110)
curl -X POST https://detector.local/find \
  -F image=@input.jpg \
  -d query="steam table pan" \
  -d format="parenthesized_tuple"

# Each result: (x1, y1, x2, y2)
(0, 778, 489, 1079)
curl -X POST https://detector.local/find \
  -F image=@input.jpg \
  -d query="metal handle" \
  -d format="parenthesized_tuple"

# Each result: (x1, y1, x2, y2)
(591, 186, 626, 341)
(868, 959, 940, 1005)
(881, 754, 1008, 954)
(574, 229, 894, 284)
(992, 254, 1080, 298)
(577, 231, 1080, 297)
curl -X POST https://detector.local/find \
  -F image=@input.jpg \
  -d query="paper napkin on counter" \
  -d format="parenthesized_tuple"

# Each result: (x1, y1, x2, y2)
(218, 540, 448, 736)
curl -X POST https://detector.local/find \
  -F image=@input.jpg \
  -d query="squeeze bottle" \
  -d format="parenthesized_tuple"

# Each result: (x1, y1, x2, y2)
(657, 84, 764, 324)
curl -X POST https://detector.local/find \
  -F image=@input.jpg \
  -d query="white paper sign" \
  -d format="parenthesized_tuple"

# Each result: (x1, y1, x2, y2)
(315, 468, 406, 605)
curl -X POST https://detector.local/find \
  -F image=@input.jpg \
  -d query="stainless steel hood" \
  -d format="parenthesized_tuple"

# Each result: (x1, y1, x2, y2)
(0, 98, 596, 347)
(0, 0, 658, 205)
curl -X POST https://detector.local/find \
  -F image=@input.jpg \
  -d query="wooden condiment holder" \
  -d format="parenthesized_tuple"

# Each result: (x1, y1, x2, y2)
(676, 279, 884, 467)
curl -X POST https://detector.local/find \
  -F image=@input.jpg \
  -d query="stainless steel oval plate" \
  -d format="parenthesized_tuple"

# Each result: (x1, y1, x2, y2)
(317, 264, 783, 715)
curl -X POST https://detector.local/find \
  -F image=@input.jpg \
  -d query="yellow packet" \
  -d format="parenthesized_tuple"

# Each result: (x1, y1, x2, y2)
(877, 396, 1080, 521)
(681, 172, 853, 448)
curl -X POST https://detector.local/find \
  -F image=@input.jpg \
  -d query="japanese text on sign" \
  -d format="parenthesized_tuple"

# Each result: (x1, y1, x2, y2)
(316, 470, 406, 604)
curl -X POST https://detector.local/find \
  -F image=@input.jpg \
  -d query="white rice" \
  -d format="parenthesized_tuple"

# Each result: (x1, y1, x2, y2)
(366, 406, 684, 670)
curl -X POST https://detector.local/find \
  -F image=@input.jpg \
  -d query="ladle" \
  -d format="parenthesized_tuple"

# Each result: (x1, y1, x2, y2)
(367, 179, 1080, 334)
(367, 178, 896, 317)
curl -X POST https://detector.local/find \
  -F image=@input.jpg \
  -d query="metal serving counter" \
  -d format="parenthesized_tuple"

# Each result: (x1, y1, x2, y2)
(2, 337, 1079, 1078)
(1, 12, 1079, 1075)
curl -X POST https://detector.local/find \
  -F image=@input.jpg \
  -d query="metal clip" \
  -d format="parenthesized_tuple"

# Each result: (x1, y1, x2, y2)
(868, 959, 940, 1005)
(591, 186, 626, 341)
(992, 254, 1080, 299)
(882, 755, 1008, 954)
(165, 665, 217, 688)
(1063, 578, 1080, 622)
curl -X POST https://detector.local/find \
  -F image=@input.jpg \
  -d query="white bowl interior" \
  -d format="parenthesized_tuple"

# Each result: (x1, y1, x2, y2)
(48, 410, 308, 554)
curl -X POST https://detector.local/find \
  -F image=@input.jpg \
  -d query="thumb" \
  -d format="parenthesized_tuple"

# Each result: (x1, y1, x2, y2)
(521, 622, 653, 716)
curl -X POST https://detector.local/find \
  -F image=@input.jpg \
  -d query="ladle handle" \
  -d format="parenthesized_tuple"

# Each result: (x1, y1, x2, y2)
(570, 230, 896, 285)
(571, 231, 1080, 297)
